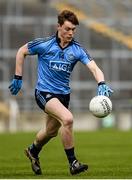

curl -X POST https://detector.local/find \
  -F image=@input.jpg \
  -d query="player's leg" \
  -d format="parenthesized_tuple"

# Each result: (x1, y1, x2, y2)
(59, 122, 88, 175)
(45, 97, 74, 148)
(45, 98, 88, 175)
(35, 114, 61, 148)
(25, 114, 61, 175)
(25, 89, 88, 175)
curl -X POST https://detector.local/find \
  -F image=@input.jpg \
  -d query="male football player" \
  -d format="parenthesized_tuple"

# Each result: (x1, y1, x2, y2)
(9, 10, 113, 175)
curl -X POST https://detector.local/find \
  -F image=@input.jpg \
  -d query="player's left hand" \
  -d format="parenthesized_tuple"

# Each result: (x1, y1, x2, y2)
(9, 75, 23, 95)
(97, 81, 113, 97)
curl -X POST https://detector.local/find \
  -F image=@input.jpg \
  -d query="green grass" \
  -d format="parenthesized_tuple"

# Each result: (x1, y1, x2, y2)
(0, 129, 132, 179)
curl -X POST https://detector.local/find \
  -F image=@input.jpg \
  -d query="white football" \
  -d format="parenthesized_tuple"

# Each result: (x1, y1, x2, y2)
(89, 95, 112, 118)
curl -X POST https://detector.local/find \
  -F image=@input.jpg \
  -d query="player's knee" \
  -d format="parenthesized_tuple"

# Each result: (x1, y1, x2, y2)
(63, 113, 73, 127)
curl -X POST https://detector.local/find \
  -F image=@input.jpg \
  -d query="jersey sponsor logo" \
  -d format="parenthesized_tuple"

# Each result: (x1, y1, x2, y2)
(49, 61, 71, 73)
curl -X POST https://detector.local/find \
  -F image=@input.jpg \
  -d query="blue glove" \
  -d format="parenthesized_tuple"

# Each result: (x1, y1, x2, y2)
(9, 75, 22, 95)
(97, 81, 113, 97)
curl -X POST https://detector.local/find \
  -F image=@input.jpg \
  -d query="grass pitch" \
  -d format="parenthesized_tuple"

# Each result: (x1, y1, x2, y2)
(0, 129, 132, 179)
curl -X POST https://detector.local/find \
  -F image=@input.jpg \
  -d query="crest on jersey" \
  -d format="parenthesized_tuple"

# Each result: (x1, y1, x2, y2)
(67, 54, 75, 61)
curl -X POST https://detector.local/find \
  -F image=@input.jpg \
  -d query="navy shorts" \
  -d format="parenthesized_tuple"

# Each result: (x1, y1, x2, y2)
(35, 89, 70, 111)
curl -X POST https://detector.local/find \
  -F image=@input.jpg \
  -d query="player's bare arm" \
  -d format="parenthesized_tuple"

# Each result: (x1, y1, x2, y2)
(9, 44, 30, 95)
(86, 60, 113, 97)
(15, 44, 29, 76)
(86, 60, 105, 83)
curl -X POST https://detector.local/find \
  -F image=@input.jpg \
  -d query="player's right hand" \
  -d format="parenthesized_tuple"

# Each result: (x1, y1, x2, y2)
(9, 75, 22, 95)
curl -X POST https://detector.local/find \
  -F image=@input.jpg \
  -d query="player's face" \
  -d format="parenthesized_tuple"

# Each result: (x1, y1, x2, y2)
(58, 21, 76, 43)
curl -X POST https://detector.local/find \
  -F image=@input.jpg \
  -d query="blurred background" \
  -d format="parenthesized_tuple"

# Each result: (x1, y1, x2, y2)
(0, 0, 132, 132)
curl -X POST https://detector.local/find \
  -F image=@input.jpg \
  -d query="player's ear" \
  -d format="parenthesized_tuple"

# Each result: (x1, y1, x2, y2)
(57, 23, 61, 30)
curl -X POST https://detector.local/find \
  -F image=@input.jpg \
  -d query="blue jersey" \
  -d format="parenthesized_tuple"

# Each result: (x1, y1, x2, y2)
(28, 33, 92, 94)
